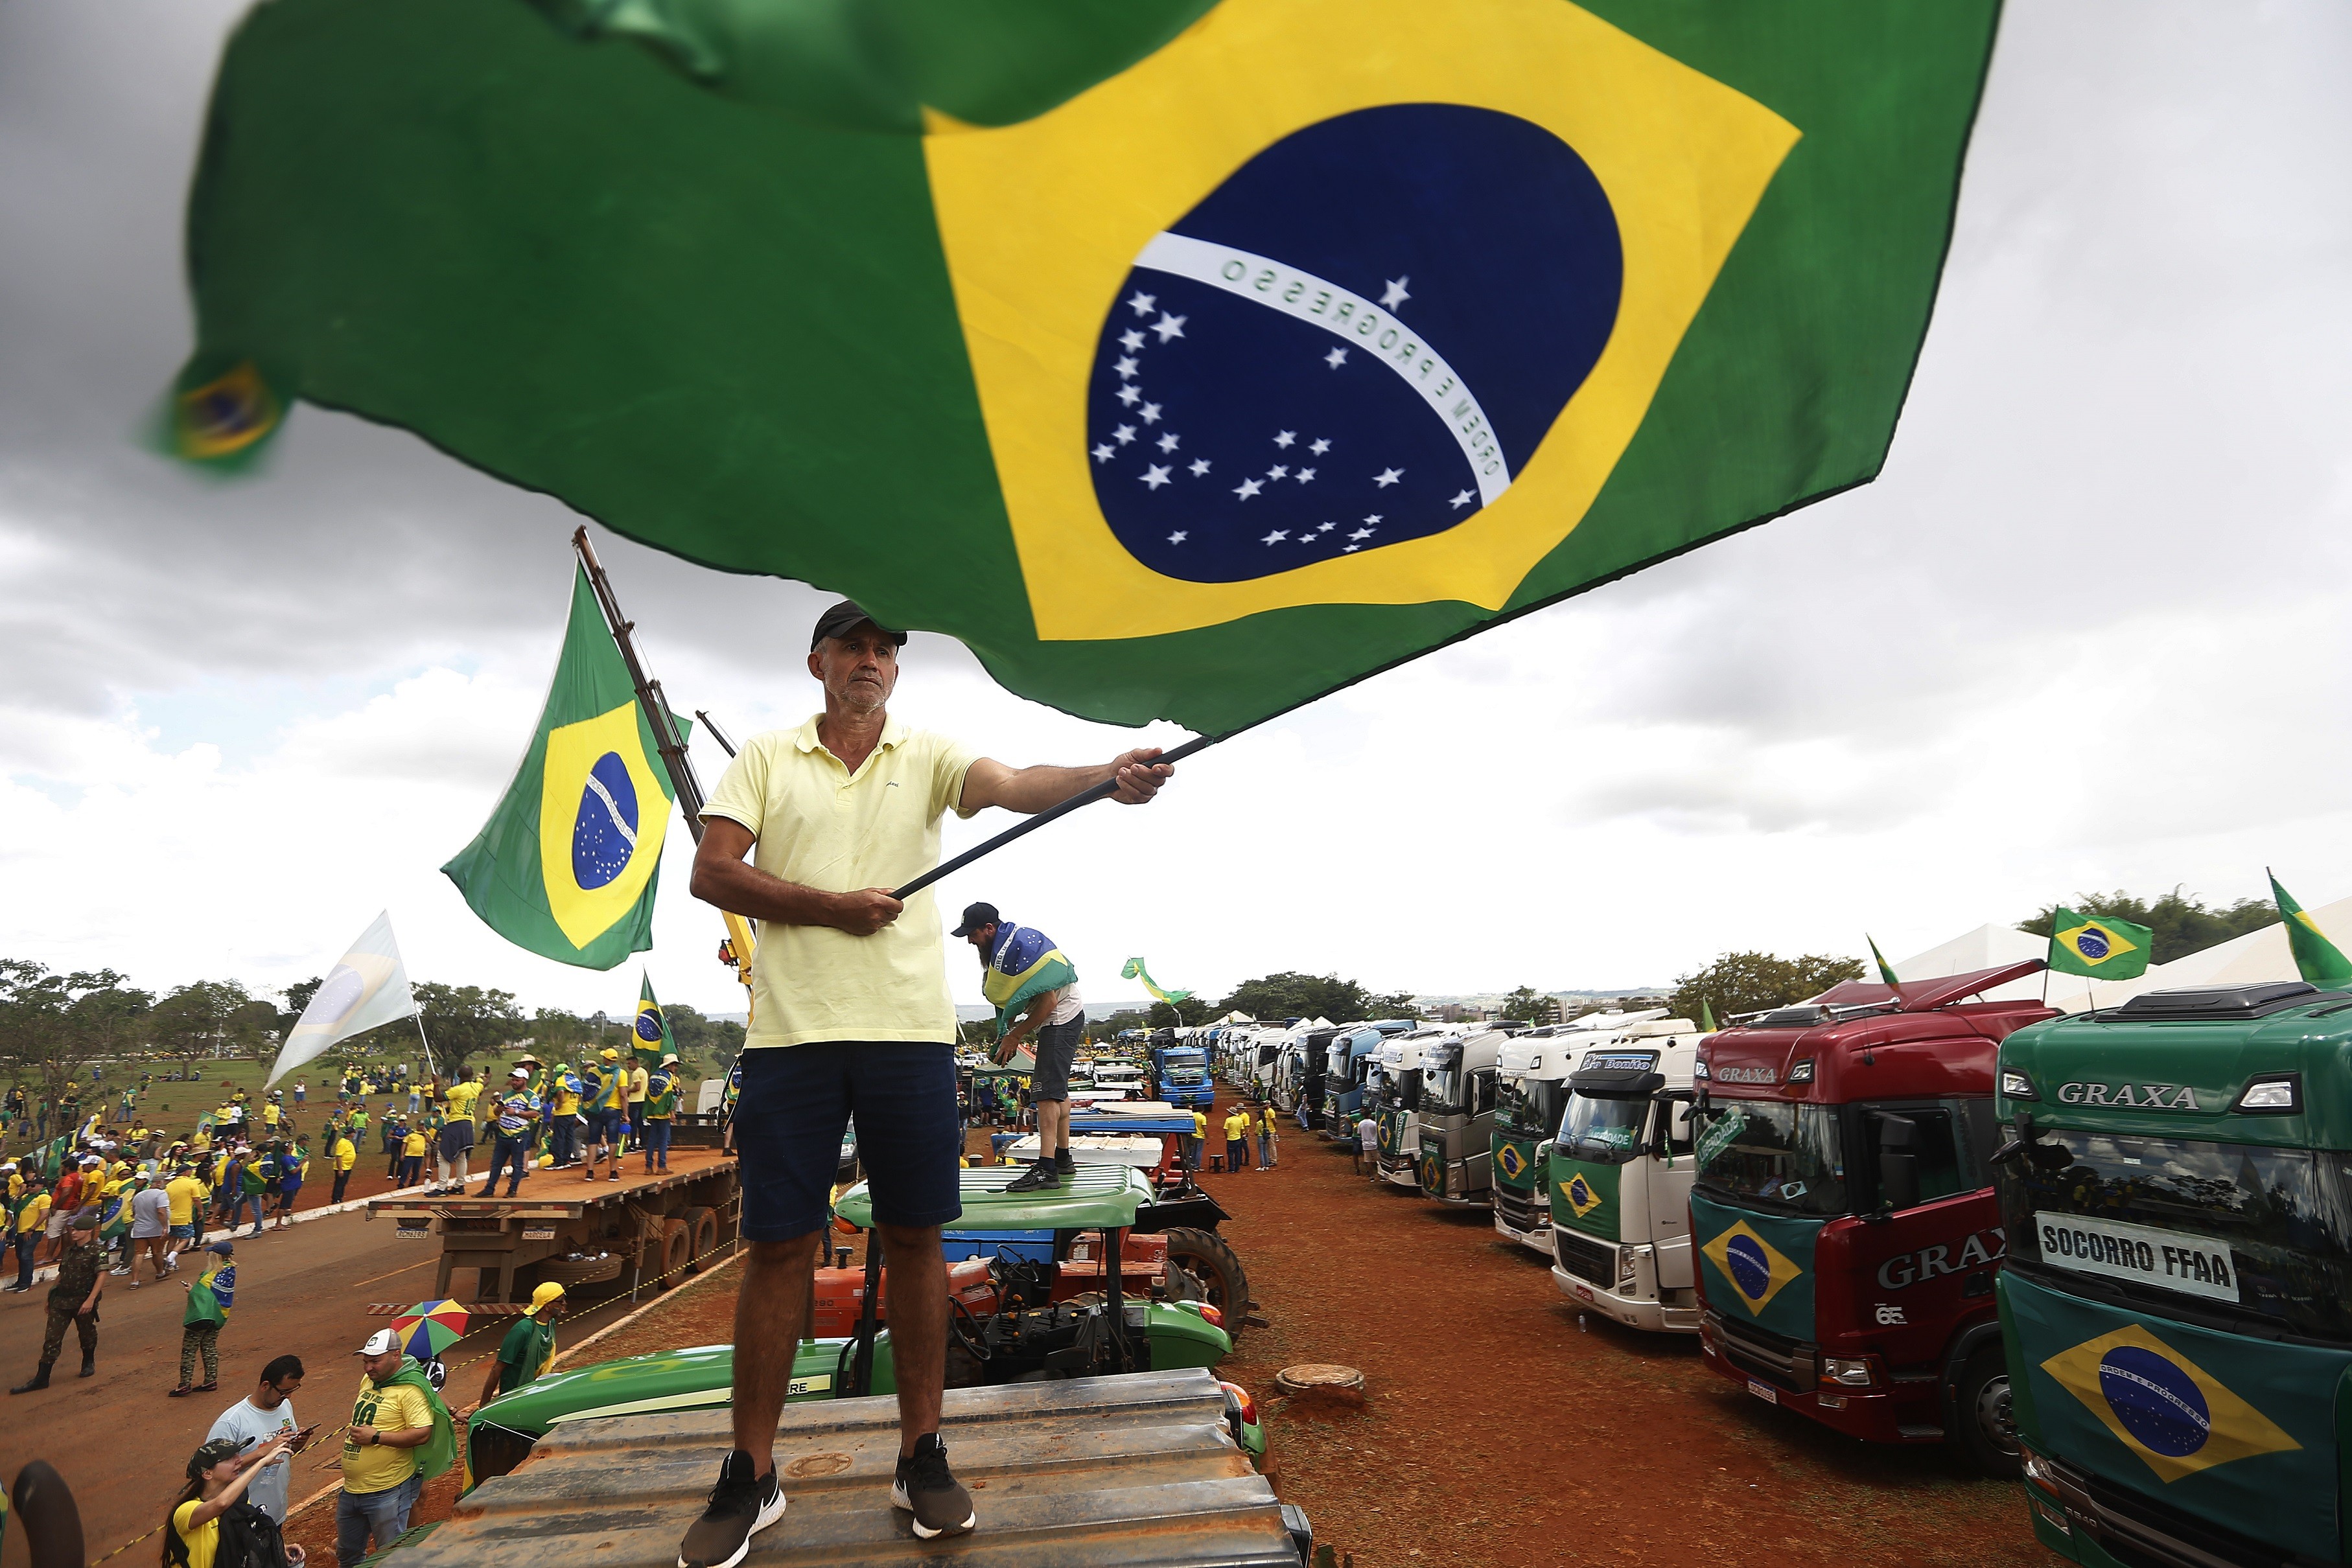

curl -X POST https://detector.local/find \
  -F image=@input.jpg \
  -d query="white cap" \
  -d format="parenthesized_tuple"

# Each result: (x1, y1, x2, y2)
(358, 1328, 401, 1357)
(509, 1066, 531, 1079)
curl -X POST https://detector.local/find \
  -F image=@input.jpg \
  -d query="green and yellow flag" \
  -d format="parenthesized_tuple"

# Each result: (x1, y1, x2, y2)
(2047, 907, 2154, 982)
(633, 973, 676, 1070)
(1121, 957, 1193, 1006)
(170, 0, 1997, 735)
(441, 567, 681, 969)
(2268, 871, 2352, 990)
(1867, 934, 1900, 988)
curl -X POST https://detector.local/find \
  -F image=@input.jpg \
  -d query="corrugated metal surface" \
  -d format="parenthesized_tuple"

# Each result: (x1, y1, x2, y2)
(409, 1368, 1299, 1568)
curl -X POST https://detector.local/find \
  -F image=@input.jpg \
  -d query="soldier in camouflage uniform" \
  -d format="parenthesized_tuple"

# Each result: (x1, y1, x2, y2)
(9, 1208, 103, 1392)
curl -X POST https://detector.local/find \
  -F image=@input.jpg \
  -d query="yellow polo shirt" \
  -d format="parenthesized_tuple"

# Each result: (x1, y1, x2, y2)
(703, 715, 978, 1049)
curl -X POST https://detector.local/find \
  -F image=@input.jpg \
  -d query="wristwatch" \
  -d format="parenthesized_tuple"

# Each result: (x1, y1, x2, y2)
(367, 1431, 379, 1446)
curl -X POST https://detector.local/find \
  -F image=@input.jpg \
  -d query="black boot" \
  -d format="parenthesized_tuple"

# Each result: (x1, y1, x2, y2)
(9, 1362, 52, 1394)
(80, 1352, 96, 1379)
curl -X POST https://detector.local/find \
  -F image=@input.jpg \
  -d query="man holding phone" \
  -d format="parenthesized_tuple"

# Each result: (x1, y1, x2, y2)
(206, 1355, 316, 1522)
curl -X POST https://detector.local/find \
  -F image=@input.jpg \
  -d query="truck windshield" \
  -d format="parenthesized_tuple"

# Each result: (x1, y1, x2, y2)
(1422, 1052, 1467, 1115)
(1557, 1092, 1649, 1167)
(1497, 1076, 1565, 1138)
(1997, 1130, 2352, 1341)
(1165, 1066, 1204, 1084)
(1693, 1101, 1847, 1216)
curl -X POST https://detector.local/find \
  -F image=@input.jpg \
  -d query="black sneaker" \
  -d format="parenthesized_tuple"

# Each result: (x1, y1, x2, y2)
(1003, 1159, 1060, 1193)
(677, 1449, 785, 1568)
(892, 1434, 975, 1539)
(1053, 1147, 1077, 1175)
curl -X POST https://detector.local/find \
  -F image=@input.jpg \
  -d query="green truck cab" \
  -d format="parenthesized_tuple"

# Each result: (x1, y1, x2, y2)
(1996, 979, 2352, 1568)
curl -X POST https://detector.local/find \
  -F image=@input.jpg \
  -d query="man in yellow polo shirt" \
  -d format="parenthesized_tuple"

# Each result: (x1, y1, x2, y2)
(673, 601, 1171, 1563)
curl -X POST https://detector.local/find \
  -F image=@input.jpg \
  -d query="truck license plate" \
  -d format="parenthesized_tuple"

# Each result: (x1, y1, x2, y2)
(522, 1227, 555, 1240)
(1746, 1379, 1778, 1405)
(394, 1225, 430, 1239)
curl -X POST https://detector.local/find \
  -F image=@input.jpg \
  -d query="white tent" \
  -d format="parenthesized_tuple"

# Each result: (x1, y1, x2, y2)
(1889, 922, 2065, 1005)
(2053, 894, 2352, 1013)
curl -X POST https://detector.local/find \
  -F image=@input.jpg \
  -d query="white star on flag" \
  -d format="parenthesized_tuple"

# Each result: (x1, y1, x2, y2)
(1324, 347, 1347, 369)
(1274, 431, 1296, 448)
(1157, 432, 1180, 452)
(1114, 424, 1136, 444)
(1139, 402, 1161, 424)
(1309, 437, 1331, 455)
(1374, 468, 1403, 487)
(1115, 356, 1139, 379)
(1344, 544, 1361, 553)
(1449, 489, 1473, 508)
(1128, 291, 1158, 317)
(1362, 514, 1383, 525)
(1234, 478, 1263, 500)
(1318, 522, 1336, 532)
(1152, 312, 1187, 342)
(1188, 459, 1211, 476)
(1119, 329, 1145, 352)
(1295, 468, 1316, 484)
(1349, 527, 1374, 540)
(1261, 529, 1288, 544)
(1141, 464, 1172, 489)
(1267, 465, 1288, 479)
(1168, 531, 1187, 544)
(1117, 384, 1141, 406)
(1091, 443, 1114, 463)
(1381, 276, 1411, 308)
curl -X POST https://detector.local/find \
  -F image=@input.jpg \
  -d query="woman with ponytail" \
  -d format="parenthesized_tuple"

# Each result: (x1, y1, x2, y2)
(163, 1435, 301, 1568)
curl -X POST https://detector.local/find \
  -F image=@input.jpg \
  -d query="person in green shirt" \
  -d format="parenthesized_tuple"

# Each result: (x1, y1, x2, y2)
(475, 1281, 566, 1409)
(172, 1239, 236, 1396)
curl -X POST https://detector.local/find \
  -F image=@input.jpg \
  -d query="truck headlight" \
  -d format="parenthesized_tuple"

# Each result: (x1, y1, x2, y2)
(1818, 1356, 1879, 1388)
(1999, 1070, 2036, 1100)
(1617, 1248, 1639, 1289)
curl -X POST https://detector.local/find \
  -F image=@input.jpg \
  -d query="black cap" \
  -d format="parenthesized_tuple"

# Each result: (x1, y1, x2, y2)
(951, 901, 999, 938)
(189, 1438, 246, 1477)
(809, 599, 907, 652)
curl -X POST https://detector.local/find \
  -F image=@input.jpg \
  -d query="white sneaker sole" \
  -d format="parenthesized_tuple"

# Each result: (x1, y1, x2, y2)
(679, 1482, 785, 1568)
(890, 1481, 977, 1539)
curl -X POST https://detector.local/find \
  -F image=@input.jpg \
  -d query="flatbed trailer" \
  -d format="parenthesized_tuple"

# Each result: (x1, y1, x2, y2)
(366, 1147, 739, 1304)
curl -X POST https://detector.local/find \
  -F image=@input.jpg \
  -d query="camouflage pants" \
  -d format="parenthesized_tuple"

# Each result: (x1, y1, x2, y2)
(180, 1322, 220, 1385)
(40, 1304, 97, 1367)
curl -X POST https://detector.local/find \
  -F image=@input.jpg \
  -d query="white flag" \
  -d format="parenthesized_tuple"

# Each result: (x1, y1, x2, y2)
(266, 910, 417, 1087)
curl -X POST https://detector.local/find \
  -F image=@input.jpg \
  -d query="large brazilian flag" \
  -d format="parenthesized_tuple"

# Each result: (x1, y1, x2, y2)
(441, 566, 682, 968)
(173, 0, 1997, 735)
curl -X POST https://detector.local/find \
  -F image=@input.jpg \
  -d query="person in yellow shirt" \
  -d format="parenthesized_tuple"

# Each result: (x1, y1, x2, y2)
(1222, 1107, 1251, 1173)
(339, 1330, 439, 1562)
(1187, 1108, 1208, 1173)
(331, 1132, 358, 1206)
(165, 1165, 207, 1268)
(550, 1066, 583, 1169)
(169, 1433, 295, 1568)
(625, 1055, 651, 1152)
(8, 1183, 50, 1291)
(1258, 1103, 1279, 1170)
(435, 1068, 481, 1196)
(398, 1125, 427, 1190)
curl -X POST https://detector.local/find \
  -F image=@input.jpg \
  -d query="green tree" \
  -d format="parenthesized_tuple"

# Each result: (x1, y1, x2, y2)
(410, 982, 524, 1074)
(148, 979, 268, 1077)
(666, 1003, 746, 1072)
(1670, 952, 1866, 1026)
(0, 962, 156, 1103)
(1498, 986, 1554, 1026)
(1148, 997, 1214, 1028)
(530, 1008, 594, 1055)
(2018, 888, 2275, 967)
(1215, 971, 1404, 1024)
(277, 975, 325, 1037)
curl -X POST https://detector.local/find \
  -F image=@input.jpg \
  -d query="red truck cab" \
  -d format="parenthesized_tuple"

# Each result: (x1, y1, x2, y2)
(1690, 962, 2051, 1474)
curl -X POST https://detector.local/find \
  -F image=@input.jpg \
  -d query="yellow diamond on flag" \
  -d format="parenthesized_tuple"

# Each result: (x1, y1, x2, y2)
(2056, 919, 2139, 969)
(1559, 1171, 1603, 1219)
(2040, 1324, 2301, 1484)
(537, 700, 673, 951)
(1700, 1219, 1803, 1315)
(1496, 1142, 1527, 1181)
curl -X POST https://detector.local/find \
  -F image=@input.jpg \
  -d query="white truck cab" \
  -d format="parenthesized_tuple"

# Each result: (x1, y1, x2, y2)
(1545, 1017, 1705, 1333)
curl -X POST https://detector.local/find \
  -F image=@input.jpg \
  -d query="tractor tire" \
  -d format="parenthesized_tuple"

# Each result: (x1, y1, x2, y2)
(653, 1219, 691, 1291)
(677, 1206, 719, 1274)
(1953, 1344, 2020, 1478)
(1163, 1227, 1251, 1343)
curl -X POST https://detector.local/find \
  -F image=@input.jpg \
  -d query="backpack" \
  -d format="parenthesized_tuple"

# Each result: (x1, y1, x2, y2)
(168, 1500, 289, 1568)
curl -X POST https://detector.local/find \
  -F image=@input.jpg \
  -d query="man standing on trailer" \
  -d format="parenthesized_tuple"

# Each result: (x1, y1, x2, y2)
(675, 600, 1170, 1565)
(955, 903, 1084, 1193)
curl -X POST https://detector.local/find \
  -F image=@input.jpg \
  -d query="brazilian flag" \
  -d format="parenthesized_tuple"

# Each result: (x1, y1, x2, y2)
(633, 973, 676, 1071)
(442, 566, 681, 969)
(2047, 906, 2154, 982)
(170, 0, 1996, 735)
(2269, 871, 2352, 990)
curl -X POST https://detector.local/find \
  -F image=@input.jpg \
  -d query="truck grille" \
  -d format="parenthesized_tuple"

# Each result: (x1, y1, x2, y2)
(1494, 1186, 1546, 1232)
(2042, 1451, 2304, 1568)
(1554, 1228, 1614, 1286)
(1706, 1309, 1815, 1393)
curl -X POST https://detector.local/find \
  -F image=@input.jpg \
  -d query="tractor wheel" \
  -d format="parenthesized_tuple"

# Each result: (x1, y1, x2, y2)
(677, 1206, 718, 1273)
(1163, 1227, 1251, 1342)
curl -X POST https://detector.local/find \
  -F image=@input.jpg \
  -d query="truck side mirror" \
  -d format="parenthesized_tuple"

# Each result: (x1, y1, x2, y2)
(1877, 1113, 1919, 1212)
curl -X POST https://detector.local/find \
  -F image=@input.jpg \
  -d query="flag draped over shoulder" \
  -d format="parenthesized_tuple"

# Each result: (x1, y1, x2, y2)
(633, 973, 676, 1070)
(983, 924, 1078, 1034)
(170, 0, 1997, 737)
(2269, 872, 2352, 990)
(267, 911, 416, 1087)
(442, 566, 680, 969)
(2046, 907, 2154, 982)
(1121, 956, 1192, 1005)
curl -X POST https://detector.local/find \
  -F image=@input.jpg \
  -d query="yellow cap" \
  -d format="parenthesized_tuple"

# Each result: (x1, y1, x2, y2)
(600, 1048, 619, 1061)
(528, 1280, 567, 1313)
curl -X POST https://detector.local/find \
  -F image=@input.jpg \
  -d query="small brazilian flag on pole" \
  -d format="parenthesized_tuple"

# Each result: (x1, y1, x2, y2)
(168, 0, 1999, 738)
(2046, 908, 2154, 982)
(2269, 871, 2352, 990)
(1867, 935, 1900, 988)
(633, 973, 675, 1070)
(441, 566, 681, 969)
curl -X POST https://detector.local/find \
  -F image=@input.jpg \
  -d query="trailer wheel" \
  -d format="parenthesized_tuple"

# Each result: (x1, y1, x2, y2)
(677, 1206, 718, 1273)
(1163, 1227, 1251, 1343)
(653, 1219, 692, 1291)
(1954, 1345, 2020, 1477)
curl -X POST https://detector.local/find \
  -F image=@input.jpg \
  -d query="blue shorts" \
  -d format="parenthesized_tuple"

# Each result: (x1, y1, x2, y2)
(737, 1043, 960, 1241)
(170, 1223, 195, 1239)
(590, 1108, 626, 1142)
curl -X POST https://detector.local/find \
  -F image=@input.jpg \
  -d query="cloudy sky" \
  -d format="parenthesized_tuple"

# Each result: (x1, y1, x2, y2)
(4, 2, 2349, 1021)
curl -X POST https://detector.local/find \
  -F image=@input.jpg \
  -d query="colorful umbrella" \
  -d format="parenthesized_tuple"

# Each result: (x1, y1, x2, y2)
(390, 1298, 470, 1361)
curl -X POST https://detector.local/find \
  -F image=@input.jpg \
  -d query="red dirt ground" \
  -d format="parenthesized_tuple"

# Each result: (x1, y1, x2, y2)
(283, 1097, 2058, 1568)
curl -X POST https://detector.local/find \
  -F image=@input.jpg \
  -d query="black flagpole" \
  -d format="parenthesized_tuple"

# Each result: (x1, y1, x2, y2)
(572, 527, 708, 843)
